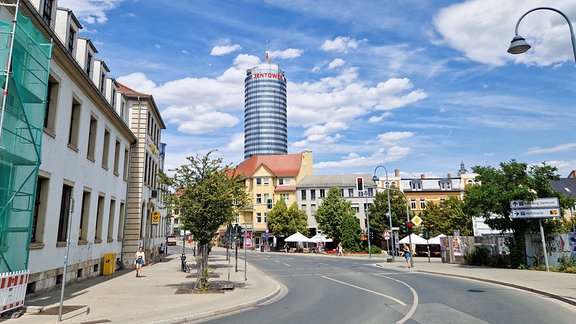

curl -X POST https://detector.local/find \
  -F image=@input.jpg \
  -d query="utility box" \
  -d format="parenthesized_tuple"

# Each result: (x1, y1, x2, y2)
(103, 253, 116, 275)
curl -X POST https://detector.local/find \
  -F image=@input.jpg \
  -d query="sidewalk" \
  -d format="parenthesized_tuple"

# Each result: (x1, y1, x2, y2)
(375, 255, 576, 307)
(11, 251, 576, 323)
(14, 247, 282, 324)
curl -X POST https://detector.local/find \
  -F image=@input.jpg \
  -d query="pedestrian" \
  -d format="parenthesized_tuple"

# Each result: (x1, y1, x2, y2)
(158, 243, 165, 261)
(135, 246, 145, 277)
(402, 243, 411, 268)
(337, 242, 344, 256)
(284, 243, 288, 253)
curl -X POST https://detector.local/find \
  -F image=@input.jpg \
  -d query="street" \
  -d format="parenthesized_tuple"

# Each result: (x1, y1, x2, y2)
(203, 251, 575, 323)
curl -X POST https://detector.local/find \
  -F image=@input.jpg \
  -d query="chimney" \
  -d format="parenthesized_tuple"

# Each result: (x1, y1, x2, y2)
(395, 169, 400, 177)
(447, 173, 451, 178)
(421, 174, 425, 179)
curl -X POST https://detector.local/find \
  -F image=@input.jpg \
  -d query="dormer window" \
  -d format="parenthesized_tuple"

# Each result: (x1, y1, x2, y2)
(67, 26, 75, 53)
(42, 0, 54, 25)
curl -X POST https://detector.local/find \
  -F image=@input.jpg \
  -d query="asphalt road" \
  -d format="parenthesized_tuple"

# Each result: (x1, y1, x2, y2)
(202, 251, 575, 324)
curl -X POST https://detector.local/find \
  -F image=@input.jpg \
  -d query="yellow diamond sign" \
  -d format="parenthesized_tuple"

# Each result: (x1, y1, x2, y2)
(411, 215, 423, 227)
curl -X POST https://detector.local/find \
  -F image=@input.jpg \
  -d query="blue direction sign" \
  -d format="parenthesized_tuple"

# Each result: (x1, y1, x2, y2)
(511, 208, 560, 219)
(510, 197, 559, 209)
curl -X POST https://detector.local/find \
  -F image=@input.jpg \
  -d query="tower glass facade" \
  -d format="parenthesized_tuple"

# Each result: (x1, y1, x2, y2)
(244, 62, 287, 159)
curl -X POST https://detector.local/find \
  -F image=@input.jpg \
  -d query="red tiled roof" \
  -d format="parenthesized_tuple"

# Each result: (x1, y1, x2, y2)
(115, 81, 150, 97)
(235, 153, 303, 178)
(275, 185, 296, 192)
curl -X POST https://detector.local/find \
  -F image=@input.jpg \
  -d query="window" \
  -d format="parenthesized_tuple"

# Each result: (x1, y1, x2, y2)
(340, 189, 344, 197)
(116, 202, 125, 241)
(319, 189, 325, 198)
(263, 177, 269, 185)
(79, 190, 91, 242)
(67, 26, 75, 53)
(31, 176, 49, 244)
(301, 190, 306, 201)
(87, 115, 97, 160)
(256, 194, 262, 205)
(123, 147, 129, 181)
(113, 139, 120, 175)
(420, 199, 426, 210)
(256, 213, 262, 223)
(256, 178, 262, 185)
(95, 195, 105, 242)
(310, 190, 316, 201)
(102, 128, 110, 169)
(410, 199, 416, 210)
(281, 193, 289, 204)
(278, 178, 284, 185)
(86, 53, 93, 76)
(367, 188, 374, 196)
(68, 99, 81, 149)
(57, 184, 73, 243)
(100, 72, 106, 93)
(107, 199, 116, 241)
(42, 0, 53, 25)
(44, 77, 59, 133)
(348, 188, 354, 197)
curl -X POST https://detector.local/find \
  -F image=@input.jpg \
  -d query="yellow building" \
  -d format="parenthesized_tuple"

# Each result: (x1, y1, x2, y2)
(233, 151, 313, 248)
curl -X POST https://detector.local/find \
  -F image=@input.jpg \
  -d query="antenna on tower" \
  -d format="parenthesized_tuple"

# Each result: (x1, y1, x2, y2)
(265, 40, 269, 63)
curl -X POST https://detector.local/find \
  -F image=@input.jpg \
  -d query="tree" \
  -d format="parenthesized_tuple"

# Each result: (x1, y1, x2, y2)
(463, 160, 572, 267)
(422, 196, 472, 237)
(369, 188, 413, 240)
(314, 187, 356, 243)
(341, 212, 362, 252)
(158, 151, 247, 290)
(268, 200, 309, 237)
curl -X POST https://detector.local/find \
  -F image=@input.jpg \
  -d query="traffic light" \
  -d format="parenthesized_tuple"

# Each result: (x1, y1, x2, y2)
(422, 228, 430, 240)
(407, 221, 413, 234)
(402, 221, 407, 233)
(356, 177, 364, 191)
(267, 199, 273, 209)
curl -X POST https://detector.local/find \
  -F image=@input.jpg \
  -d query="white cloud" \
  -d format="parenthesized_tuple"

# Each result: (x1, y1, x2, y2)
(59, 0, 124, 24)
(268, 48, 303, 59)
(434, 0, 576, 66)
(327, 58, 345, 70)
(321, 36, 362, 53)
(210, 44, 242, 56)
(526, 143, 576, 155)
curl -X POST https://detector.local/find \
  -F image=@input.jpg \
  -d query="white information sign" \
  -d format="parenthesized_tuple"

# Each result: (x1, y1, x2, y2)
(510, 208, 560, 219)
(510, 198, 559, 209)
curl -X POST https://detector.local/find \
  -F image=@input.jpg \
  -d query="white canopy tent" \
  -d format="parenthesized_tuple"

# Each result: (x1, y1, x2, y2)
(428, 234, 446, 245)
(308, 234, 333, 243)
(399, 233, 428, 245)
(285, 232, 309, 242)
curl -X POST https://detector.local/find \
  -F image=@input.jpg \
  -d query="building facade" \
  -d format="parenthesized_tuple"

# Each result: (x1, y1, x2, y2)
(234, 152, 313, 248)
(297, 174, 376, 235)
(6, 0, 167, 294)
(243, 54, 287, 159)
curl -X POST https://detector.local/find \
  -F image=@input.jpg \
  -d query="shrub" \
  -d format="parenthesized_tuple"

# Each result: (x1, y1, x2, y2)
(463, 245, 491, 266)
(365, 245, 382, 254)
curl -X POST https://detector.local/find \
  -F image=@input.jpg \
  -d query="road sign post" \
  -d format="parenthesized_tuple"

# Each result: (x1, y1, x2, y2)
(510, 197, 560, 272)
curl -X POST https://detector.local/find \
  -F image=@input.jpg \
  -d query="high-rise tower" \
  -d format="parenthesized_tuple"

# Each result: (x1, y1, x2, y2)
(244, 52, 287, 159)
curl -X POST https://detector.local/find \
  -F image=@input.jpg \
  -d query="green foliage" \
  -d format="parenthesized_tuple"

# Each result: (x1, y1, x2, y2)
(463, 245, 491, 266)
(341, 212, 362, 252)
(462, 160, 571, 267)
(365, 245, 382, 254)
(314, 187, 355, 242)
(158, 151, 247, 247)
(368, 187, 412, 239)
(421, 196, 472, 237)
(268, 200, 309, 237)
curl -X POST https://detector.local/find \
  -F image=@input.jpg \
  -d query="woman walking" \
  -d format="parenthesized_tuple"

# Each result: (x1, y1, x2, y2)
(135, 246, 145, 277)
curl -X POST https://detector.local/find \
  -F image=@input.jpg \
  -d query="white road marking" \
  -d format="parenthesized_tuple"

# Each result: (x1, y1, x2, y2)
(375, 274, 419, 324)
(321, 275, 407, 306)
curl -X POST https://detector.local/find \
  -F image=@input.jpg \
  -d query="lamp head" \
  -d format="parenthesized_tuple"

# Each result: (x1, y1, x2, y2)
(372, 175, 378, 182)
(507, 35, 531, 54)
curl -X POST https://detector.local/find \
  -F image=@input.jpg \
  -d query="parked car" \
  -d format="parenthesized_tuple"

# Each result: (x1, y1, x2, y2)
(166, 235, 177, 246)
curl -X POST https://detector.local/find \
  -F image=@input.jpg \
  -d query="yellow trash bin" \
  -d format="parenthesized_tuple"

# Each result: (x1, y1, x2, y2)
(103, 253, 116, 275)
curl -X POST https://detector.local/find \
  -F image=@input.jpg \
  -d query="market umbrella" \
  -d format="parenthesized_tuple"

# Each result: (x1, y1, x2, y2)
(399, 233, 428, 245)
(284, 232, 309, 242)
(308, 234, 333, 243)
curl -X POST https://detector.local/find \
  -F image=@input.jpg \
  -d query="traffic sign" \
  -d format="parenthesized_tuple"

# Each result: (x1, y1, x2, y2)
(151, 211, 161, 223)
(510, 197, 559, 209)
(383, 229, 391, 240)
(411, 215, 423, 227)
(510, 208, 560, 219)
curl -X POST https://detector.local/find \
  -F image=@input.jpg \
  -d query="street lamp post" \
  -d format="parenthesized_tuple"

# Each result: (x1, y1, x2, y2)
(372, 165, 395, 261)
(508, 7, 576, 63)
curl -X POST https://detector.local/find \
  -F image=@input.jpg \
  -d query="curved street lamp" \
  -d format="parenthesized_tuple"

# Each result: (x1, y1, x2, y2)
(508, 7, 576, 63)
(372, 165, 395, 262)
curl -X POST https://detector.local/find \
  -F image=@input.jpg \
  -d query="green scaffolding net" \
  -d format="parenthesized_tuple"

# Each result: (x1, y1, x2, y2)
(0, 10, 52, 273)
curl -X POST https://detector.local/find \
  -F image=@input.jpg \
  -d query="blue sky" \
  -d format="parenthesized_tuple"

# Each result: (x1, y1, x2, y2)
(59, 0, 576, 178)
